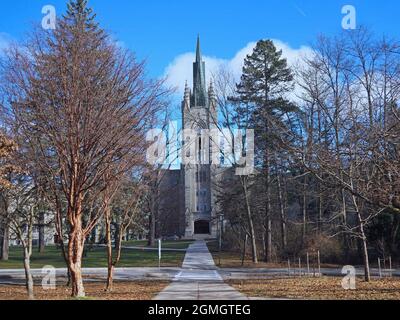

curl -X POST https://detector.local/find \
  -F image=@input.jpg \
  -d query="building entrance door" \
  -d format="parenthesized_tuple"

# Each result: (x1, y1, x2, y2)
(194, 220, 210, 234)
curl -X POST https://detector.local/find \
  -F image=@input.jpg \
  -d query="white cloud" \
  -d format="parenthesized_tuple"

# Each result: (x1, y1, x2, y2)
(0, 32, 12, 52)
(163, 52, 226, 94)
(163, 39, 313, 102)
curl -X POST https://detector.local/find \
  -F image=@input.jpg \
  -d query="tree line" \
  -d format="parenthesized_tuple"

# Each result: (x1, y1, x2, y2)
(213, 28, 400, 282)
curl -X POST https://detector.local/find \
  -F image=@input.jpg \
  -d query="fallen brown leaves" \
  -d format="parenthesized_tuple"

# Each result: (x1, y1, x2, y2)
(0, 280, 169, 300)
(229, 277, 400, 300)
(212, 253, 339, 269)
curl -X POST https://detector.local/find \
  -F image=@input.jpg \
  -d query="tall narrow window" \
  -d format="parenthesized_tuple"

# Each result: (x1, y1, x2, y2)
(185, 137, 191, 158)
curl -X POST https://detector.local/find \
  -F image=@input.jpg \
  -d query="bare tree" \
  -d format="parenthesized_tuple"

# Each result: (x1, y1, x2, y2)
(212, 66, 259, 263)
(0, 132, 18, 261)
(296, 28, 400, 281)
(0, 0, 168, 297)
(0, 175, 39, 299)
(104, 172, 146, 291)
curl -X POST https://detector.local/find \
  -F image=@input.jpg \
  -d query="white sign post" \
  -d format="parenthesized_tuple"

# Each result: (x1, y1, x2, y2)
(158, 239, 162, 269)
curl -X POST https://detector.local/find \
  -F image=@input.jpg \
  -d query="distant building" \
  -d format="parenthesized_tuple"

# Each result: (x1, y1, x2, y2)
(158, 37, 222, 239)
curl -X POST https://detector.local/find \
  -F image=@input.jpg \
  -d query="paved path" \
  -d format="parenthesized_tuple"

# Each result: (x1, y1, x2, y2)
(154, 240, 247, 300)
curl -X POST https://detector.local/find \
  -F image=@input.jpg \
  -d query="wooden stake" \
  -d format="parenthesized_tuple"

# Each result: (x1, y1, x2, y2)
(241, 234, 247, 267)
(298, 257, 302, 277)
(287, 259, 291, 277)
(306, 252, 310, 275)
(378, 258, 382, 278)
(317, 250, 321, 277)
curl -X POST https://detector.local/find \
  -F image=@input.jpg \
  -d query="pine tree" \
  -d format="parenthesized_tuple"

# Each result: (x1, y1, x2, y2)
(234, 40, 296, 262)
(65, 0, 97, 28)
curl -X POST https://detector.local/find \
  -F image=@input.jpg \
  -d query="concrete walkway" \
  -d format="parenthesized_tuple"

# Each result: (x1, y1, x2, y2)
(154, 240, 247, 300)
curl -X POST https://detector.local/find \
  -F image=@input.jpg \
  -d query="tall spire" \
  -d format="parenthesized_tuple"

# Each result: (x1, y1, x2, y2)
(193, 35, 206, 107)
(196, 34, 202, 63)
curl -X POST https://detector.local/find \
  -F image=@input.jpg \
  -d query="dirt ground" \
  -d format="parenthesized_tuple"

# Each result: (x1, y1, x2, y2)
(0, 280, 169, 300)
(229, 277, 400, 300)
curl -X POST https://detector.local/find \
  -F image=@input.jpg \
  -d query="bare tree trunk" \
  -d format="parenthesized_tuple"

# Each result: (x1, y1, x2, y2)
(265, 216, 272, 262)
(277, 174, 287, 249)
(22, 244, 34, 300)
(242, 178, 258, 263)
(341, 189, 347, 225)
(68, 218, 86, 298)
(341, 188, 351, 260)
(106, 223, 125, 292)
(56, 230, 72, 287)
(38, 212, 45, 253)
(241, 233, 248, 266)
(0, 224, 9, 261)
(148, 210, 156, 247)
(106, 264, 114, 292)
(359, 223, 371, 282)
(318, 190, 323, 234)
(302, 177, 307, 245)
(107, 233, 125, 293)
(264, 154, 272, 263)
(114, 223, 120, 250)
(105, 208, 114, 292)
(104, 192, 142, 293)
(352, 195, 370, 282)
(69, 242, 85, 297)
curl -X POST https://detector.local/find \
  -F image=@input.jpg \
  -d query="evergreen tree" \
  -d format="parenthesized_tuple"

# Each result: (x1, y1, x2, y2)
(65, 0, 97, 27)
(233, 40, 296, 262)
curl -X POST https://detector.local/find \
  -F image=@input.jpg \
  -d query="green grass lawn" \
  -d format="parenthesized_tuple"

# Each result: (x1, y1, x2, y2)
(0, 245, 186, 269)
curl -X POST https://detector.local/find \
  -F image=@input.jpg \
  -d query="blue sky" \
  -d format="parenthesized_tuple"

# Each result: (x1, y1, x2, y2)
(0, 0, 399, 86)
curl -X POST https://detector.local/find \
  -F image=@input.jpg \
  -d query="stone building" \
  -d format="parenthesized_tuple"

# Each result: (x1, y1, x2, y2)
(158, 37, 221, 239)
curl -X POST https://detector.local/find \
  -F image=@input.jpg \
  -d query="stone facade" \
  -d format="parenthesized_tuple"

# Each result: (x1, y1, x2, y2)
(159, 37, 220, 239)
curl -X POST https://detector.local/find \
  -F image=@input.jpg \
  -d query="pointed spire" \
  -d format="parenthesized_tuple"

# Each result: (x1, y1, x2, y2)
(196, 34, 202, 63)
(184, 81, 190, 99)
(193, 35, 206, 106)
(209, 80, 215, 99)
